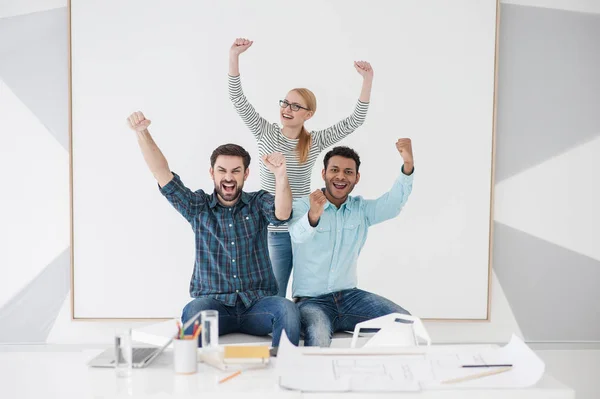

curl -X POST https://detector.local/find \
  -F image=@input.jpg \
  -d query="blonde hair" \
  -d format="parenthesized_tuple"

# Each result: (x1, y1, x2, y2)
(291, 88, 317, 163)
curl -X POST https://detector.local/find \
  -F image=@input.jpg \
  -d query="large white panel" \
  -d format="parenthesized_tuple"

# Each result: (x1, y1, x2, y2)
(71, 0, 496, 319)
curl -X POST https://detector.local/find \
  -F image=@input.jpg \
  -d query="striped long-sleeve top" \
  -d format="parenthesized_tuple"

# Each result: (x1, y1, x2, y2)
(228, 75, 369, 232)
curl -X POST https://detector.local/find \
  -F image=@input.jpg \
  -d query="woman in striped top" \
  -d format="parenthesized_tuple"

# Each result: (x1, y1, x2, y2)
(228, 37, 373, 297)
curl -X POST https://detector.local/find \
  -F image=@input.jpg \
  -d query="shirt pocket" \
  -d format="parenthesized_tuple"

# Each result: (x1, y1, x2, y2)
(315, 223, 331, 234)
(239, 212, 262, 238)
(343, 218, 361, 230)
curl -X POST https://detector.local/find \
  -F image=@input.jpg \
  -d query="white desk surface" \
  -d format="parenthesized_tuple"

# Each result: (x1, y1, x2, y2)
(0, 344, 575, 399)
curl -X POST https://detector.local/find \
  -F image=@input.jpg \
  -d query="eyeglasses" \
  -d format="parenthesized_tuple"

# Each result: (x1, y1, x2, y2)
(279, 99, 310, 112)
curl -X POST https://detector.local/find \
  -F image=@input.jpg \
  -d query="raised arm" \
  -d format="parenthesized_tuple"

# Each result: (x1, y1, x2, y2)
(127, 111, 173, 187)
(355, 61, 374, 103)
(128, 111, 208, 222)
(364, 139, 415, 226)
(228, 38, 271, 140)
(228, 37, 252, 76)
(313, 61, 373, 150)
(262, 152, 292, 221)
(288, 190, 327, 244)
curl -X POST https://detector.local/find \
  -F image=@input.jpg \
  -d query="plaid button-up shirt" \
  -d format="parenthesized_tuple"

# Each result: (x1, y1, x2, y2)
(160, 173, 286, 307)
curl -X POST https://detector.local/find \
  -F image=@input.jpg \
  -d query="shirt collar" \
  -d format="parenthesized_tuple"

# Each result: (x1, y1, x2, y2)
(321, 188, 351, 210)
(208, 190, 250, 209)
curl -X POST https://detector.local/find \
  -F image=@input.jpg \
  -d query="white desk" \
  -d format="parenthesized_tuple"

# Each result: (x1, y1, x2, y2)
(0, 345, 575, 399)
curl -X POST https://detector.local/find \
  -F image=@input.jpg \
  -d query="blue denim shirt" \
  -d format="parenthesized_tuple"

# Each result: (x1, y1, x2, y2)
(288, 168, 413, 298)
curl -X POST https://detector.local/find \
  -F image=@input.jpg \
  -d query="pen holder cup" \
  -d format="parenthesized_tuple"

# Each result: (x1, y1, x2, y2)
(173, 338, 198, 374)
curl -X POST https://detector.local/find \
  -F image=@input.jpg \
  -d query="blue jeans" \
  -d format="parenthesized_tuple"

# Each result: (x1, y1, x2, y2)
(181, 296, 300, 347)
(297, 288, 410, 347)
(268, 232, 293, 297)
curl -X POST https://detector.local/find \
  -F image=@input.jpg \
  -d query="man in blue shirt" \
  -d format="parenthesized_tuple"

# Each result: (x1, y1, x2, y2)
(289, 140, 414, 347)
(127, 111, 300, 347)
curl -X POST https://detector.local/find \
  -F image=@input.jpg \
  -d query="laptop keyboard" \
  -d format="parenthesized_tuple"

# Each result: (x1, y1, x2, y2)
(132, 347, 157, 363)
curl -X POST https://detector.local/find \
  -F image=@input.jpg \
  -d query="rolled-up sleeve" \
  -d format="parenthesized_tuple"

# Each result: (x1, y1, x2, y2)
(288, 198, 316, 244)
(159, 173, 207, 224)
(257, 191, 290, 226)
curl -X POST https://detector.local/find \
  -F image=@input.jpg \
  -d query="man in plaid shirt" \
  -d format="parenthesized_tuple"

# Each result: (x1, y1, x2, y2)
(128, 111, 300, 347)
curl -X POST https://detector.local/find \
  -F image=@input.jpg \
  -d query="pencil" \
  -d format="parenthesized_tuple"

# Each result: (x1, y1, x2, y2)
(462, 364, 513, 368)
(218, 370, 241, 384)
(176, 321, 182, 340)
(441, 366, 512, 384)
(192, 325, 202, 340)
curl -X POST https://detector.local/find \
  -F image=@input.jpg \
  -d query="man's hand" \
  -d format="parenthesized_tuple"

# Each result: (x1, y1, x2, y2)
(354, 60, 374, 81)
(308, 189, 327, 226)
(230, 38, 253, 57)
(262, 152, 286, 177)
(126, 111, 173, 187)
(396, 138, 414, 174)
(127, 111, 151, 132)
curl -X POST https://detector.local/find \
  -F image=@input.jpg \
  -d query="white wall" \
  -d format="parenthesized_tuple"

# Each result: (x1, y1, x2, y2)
(0, 0, 66, 18)
(3, 0, 598, 344)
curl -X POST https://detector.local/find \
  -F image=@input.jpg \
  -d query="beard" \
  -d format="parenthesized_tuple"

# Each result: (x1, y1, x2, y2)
(215, 179, 243, 203)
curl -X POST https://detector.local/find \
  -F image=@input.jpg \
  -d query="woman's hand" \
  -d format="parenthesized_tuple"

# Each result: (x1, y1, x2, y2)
(230, 38, 253, 57)
(354, 61, 373, 81)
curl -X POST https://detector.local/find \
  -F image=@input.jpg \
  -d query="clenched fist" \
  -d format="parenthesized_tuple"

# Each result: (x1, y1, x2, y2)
(262, 152, 286, 177)
(230, 38, 253, 57)
(396, 138, 414, 174)
(354, 61, 374, 80)
(308, 189, 327, 226)
(127, 111, 151, 132)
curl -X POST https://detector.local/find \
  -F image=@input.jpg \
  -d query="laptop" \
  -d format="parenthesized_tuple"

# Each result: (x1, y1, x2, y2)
(88, 310, 202, 369)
